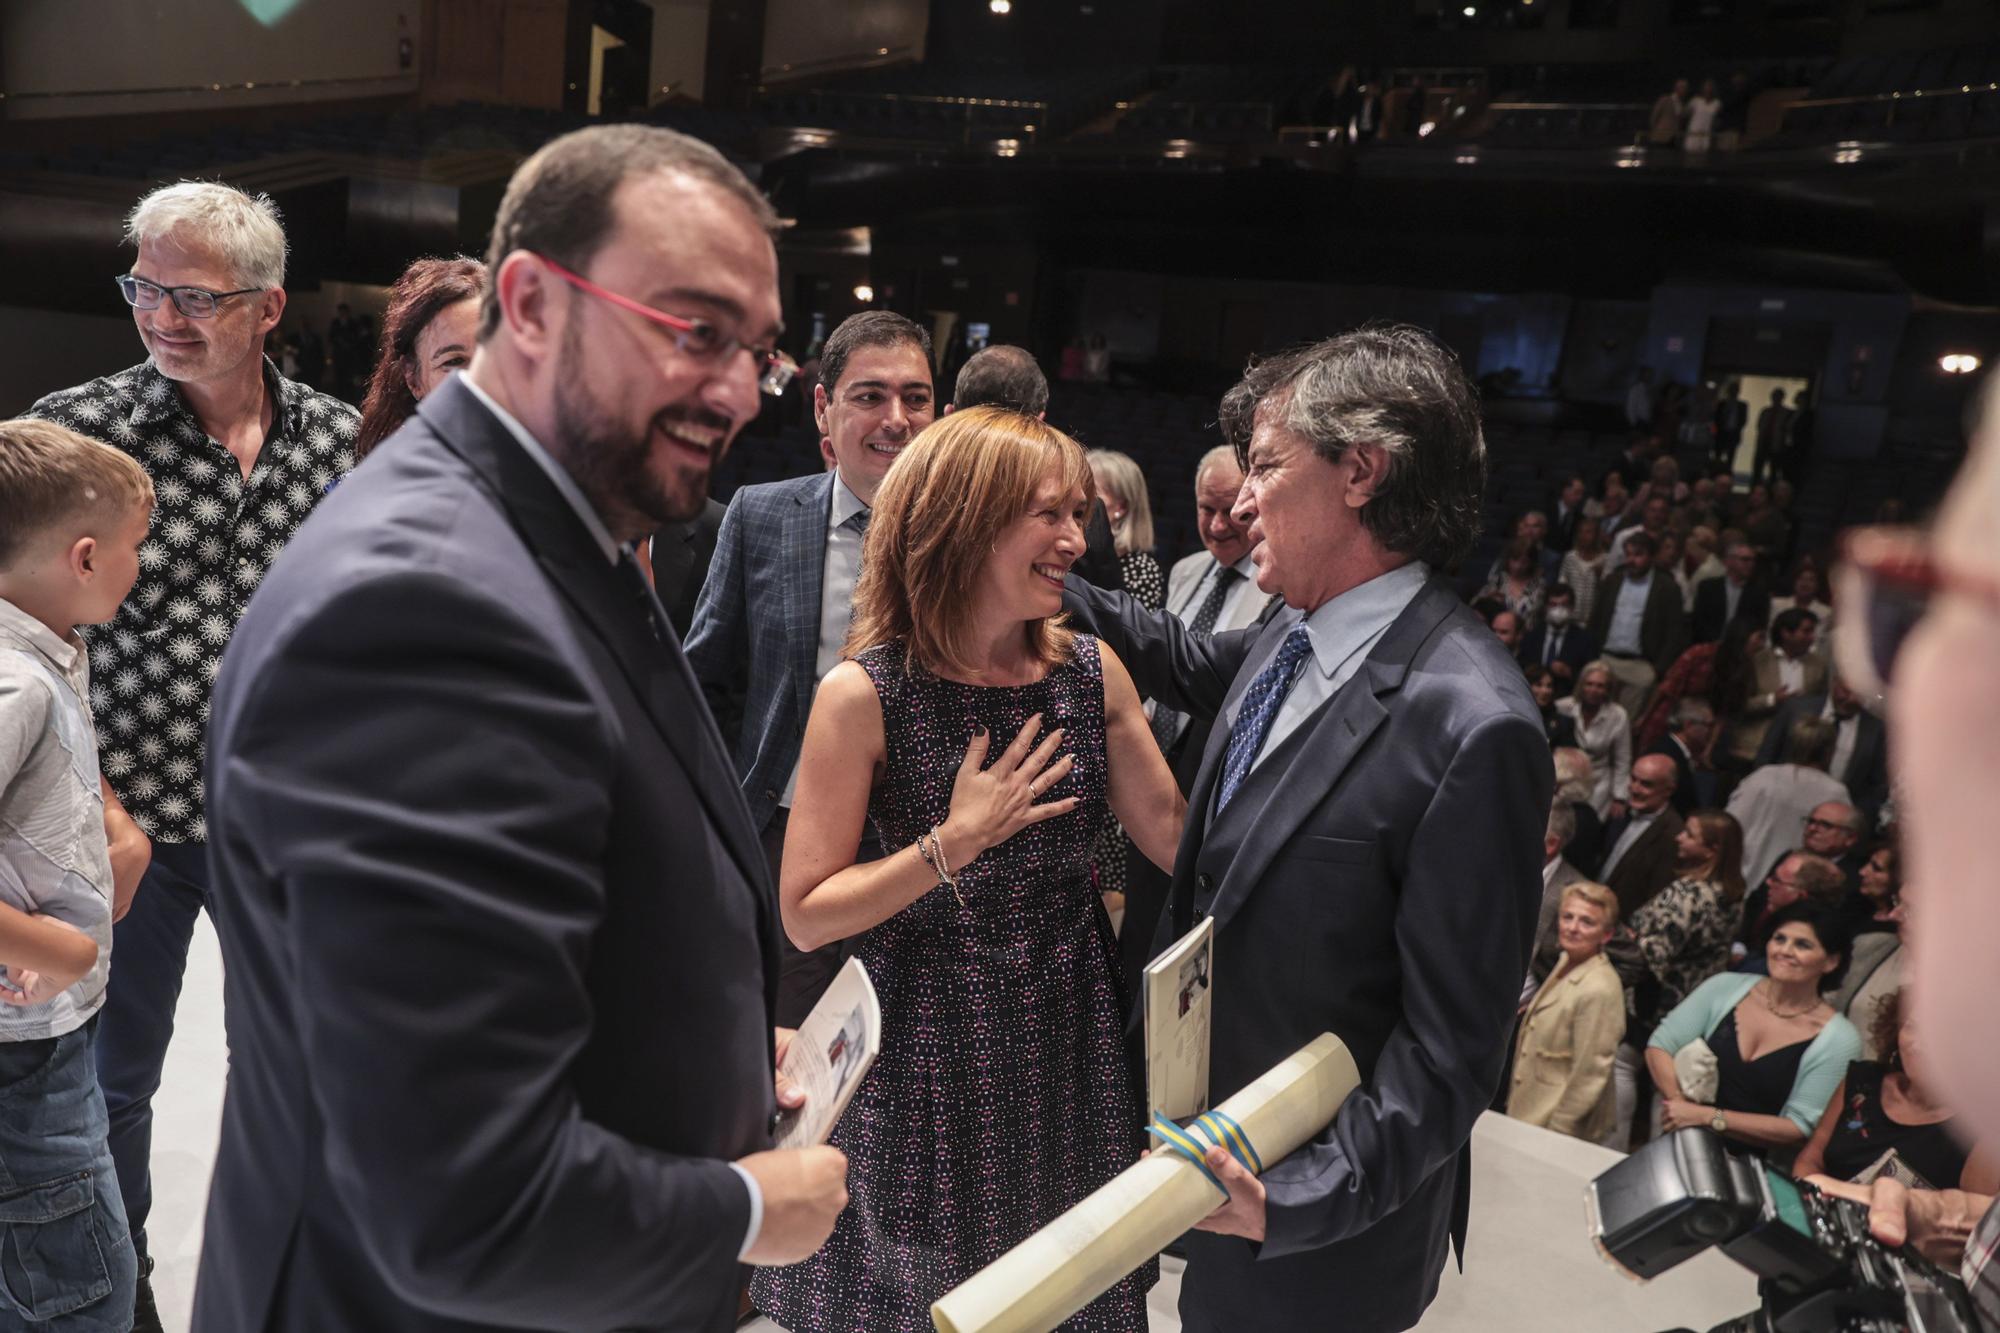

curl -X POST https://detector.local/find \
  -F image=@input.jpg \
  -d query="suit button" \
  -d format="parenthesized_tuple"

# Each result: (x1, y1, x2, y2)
(1197, 873, 1213, 891)
(765, 788, 779, 801)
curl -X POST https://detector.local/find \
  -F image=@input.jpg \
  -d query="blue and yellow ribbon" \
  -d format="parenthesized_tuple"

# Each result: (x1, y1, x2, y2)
(1147, 1109, 1265, 1202)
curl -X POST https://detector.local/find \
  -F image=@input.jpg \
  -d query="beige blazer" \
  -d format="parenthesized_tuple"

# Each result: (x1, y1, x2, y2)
(1507, 951, 1626, 1142)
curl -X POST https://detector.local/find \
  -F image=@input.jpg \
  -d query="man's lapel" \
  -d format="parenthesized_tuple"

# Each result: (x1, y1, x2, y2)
(785, 474, 834, 727)
(422, 378, 769, 893)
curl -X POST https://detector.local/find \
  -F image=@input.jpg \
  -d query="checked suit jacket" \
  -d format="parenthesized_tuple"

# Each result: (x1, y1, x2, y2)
(685, 471, 839, 834)
(1065, 572, 1552, 1333)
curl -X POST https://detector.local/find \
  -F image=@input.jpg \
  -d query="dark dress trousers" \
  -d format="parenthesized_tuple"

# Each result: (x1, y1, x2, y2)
(196, 376, 780, 1332)
(1065, 574, 1553, 1333)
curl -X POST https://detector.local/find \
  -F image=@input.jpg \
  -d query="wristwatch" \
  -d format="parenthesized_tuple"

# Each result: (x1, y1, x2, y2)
(1709, 1109, 1728, 1133)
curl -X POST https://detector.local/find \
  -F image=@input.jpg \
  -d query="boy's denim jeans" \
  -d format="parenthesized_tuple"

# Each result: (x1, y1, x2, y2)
(0, 1020, 137, 1330)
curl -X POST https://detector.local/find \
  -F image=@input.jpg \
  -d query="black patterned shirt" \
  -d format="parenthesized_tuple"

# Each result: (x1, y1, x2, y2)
(28, 358, 356, 842)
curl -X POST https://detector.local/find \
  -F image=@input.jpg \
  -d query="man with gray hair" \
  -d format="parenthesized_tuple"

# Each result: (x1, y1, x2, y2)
(1727, 714, 1852, 888)
(1645, 696, 1714, 813)
(28, 179, 357, 1327)
(1064, 325, 1552, 1332)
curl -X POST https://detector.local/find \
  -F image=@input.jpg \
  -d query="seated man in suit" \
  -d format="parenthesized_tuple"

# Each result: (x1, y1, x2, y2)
(1754, 675, 1888, 826)
(1690, 536, 1769, 644)
(1063, 326, 1552, 1333)
(1528, 800, 1590, 987)
(1517, 582, 1596, 697)
(1554, 745, 1606, 873)
(1121, 443, 1274, 998)
(195, 125, 848, 1330)
(1596, 753, 1685, 919)
(687, 310, 936, 1023)
(1645, 696, 1713, 814)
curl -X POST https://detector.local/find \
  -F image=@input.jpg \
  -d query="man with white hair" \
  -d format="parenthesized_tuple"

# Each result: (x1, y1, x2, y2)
(28, 180, 356, 1328)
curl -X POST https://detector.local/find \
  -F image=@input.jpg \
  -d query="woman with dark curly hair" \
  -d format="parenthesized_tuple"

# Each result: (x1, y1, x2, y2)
(353, 256, 488, 459)
(1794, 987, 2000, 1192)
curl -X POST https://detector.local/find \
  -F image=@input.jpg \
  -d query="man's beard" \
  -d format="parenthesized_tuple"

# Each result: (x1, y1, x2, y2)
(551, 321, 730, 536)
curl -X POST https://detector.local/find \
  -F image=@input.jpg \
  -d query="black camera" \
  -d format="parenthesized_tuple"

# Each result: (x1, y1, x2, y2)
(1585, 1128, 1983, 1333)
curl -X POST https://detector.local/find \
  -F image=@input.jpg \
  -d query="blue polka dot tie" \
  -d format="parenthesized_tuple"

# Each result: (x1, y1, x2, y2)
(1216, 624, 1315, 812)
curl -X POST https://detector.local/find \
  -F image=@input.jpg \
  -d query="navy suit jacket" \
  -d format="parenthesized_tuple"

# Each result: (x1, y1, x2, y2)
(195, 377, 780, 1332)
(1065, 573, 1552, 1333)
(1517, 621, 1597, 695)
(685, 472, 836, 833)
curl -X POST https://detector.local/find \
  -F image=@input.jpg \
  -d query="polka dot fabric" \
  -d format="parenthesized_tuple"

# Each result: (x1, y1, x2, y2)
(751, 634, 1151, 1333)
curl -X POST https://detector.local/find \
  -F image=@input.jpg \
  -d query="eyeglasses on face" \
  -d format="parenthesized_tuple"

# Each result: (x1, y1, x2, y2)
(116, 274, 263, 319)
(535, 255, 795, 398)
(1802, 817, 1849, 833)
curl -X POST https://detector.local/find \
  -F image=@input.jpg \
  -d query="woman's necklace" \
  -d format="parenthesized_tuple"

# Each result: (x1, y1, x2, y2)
(1760, 980, 1820, 1020)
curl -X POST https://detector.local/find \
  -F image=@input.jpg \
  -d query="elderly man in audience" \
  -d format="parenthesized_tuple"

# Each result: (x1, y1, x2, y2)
(1729, 715, 1851, 889)
(1507, 882, 1626, 1146)
(1756, 675, 1889, 826)
(1553, 746, 1606, 873)
(1528, 801, 1591, 986)
(1644, 697, 1713, 814)
(1737, 850, 1848, 966)
(27, 180, 357, 1328)
(1597, 753, 1685, 920)
(1586, 529, 1687, 718)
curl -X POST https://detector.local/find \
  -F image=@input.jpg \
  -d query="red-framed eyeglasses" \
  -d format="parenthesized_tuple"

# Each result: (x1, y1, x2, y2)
(1832, 525, 2000, 702)
(536, 255, 796, 397)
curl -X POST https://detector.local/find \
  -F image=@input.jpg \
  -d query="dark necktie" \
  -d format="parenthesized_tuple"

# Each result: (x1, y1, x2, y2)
(615, 547, 671, 644)
(1544, 628, 1563, 668)
(840, 507, 870, 635)
(1150, 566, 1243, 752)
(1215, 623, 1315, 812)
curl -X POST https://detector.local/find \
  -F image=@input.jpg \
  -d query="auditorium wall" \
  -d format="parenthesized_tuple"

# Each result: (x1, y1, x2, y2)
(761, 0, 929, 82)
(1, 0, 420, 121)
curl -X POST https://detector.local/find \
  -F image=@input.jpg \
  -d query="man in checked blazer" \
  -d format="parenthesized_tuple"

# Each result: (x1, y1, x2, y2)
(686, 310, 935, 1024)
(1064, 328, 1552, 1333)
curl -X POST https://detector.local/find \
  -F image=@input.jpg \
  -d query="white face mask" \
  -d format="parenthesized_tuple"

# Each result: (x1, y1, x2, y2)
(1546, 605, 1573, 627)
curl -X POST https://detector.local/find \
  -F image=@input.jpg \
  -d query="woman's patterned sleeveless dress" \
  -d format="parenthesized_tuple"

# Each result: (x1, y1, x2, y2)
(751, 635, 1152, 1332)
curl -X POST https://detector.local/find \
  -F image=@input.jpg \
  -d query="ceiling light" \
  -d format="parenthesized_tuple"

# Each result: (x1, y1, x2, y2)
(990, 0, 1011, 11)
(853, 285, 875, 304)
(1463, 4, 1477, 13)
(1940, 353, 1982, 375)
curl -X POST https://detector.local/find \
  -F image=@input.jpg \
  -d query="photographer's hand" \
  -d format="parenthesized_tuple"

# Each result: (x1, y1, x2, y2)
(1805, 1175, 1991, 1269)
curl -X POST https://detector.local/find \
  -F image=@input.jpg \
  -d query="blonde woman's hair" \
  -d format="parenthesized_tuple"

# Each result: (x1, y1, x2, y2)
(1084, 448, 1154, 556)
(0, 419, 154, 568)
(1560, 880, 1621, 931)
(845, 406, 1096, 678)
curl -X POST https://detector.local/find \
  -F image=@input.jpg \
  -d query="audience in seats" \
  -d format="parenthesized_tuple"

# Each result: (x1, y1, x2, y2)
(1769, 559, 1834, 648)
(1794, 988, 1999, 1194)
(1644, 697, 1713, 814)
(1690, 537, 1769, 644)
(1737, 850, 1849, 968)
(1648, 901, 1862, 1157)
(1635, 608, 1761, 753)
(1481, 535, 1548, 632)
(1552, 746, 1607, 873)
(1524, 664, 1577, 749)
(1621, 809, 1747, 1041)
(1756, 677, 1888, 826)
(1518, 582, 1595, 698)
(1729, 716, 1852, 889)
(1586, 530, 1688, 718)
(1720, 607, 1827, 770)
(1559, 514, 1611, 625)
(1557, 662, 1630, 819)
(1529, 801, 1591, 984)
(1508, 881, 1626, 1146)
(1596, 753, 1684, 919)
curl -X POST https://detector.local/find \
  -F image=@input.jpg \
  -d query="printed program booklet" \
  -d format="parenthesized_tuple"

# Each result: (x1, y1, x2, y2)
(773, 956, 882, 1149)
(1143, 916, 1214, 1123)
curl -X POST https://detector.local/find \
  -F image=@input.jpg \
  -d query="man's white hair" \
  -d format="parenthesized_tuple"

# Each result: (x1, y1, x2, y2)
(1194, 444, 1241, 488)
(125, 181, 287, 290)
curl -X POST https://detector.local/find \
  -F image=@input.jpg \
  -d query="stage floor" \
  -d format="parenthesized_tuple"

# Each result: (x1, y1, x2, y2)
(154, 917, 1754, 1331)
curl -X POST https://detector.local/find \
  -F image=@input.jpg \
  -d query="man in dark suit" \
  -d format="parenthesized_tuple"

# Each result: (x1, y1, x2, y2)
(1645, 696, 1714, 814)
(1547, 472, 1587, 552)
(1690, 537, 1770, 644)
(1596, 754, 1685, 918)
(195, 125, 848, 1331)
(1585, 529, 1687, 717)
(1516, 582, 1596, 697)
(687, 310, 934, 1023)
(1065, 328, 1552, 1333)
(651, 495, 724, 639)
(1711, 379, 1748, 468)
(1754, 677, 1889, 826)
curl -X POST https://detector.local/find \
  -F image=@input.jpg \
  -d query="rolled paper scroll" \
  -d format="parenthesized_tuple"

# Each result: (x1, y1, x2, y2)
(930, 1032, 1361, 1333)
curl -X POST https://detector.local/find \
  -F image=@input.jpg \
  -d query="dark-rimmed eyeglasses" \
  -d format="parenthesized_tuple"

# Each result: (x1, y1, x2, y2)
(1833, 526, 2000, 703)
(535, 255, 795, 398)
(116, 274, 263, 319)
